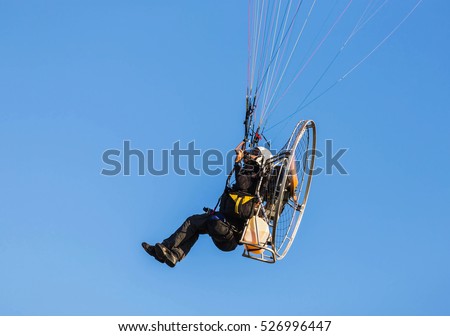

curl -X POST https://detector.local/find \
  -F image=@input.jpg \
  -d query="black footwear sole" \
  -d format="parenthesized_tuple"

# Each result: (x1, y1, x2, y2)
(155, 243, 178, 268)
(142, 242, 164, 263)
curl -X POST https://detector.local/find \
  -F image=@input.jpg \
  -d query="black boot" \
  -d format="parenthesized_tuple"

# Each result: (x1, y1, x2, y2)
(142, 242, 164, 263)
(155, 243, 178, 268)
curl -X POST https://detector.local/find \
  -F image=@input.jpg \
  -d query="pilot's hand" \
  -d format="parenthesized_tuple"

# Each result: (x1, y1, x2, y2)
(235, 149, 244, 162)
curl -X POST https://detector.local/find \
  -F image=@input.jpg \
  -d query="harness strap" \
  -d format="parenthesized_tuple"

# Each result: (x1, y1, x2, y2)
(229, 194, 254, 215)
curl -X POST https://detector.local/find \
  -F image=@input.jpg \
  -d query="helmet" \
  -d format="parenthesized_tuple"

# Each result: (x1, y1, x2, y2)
(256, 146, 272, 165)
(244, 146, 272, 166)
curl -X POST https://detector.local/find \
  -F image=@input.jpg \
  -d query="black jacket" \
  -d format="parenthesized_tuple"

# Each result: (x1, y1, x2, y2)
(232, 162, 260, 195)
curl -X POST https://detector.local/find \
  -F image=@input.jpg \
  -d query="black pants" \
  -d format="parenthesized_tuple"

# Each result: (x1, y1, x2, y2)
(162, 213, 241, 261)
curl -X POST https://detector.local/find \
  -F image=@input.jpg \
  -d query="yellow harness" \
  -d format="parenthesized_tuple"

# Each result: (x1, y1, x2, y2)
(228, 193, 255, 215)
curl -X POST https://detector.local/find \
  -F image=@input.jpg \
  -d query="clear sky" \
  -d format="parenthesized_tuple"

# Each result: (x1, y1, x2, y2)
(1, 0, 449, 316)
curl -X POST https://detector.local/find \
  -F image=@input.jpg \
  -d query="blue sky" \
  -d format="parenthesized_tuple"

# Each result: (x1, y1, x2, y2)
(1, 0, 449, 315)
